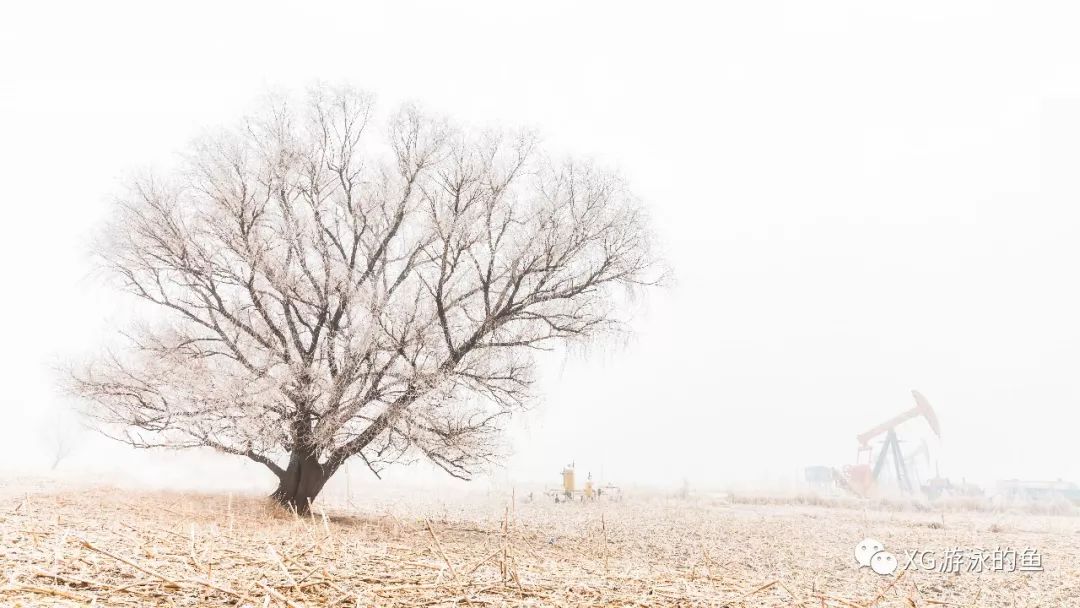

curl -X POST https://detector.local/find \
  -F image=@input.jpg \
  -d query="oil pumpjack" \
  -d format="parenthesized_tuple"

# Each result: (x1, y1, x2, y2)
(842, 390, 941, 497)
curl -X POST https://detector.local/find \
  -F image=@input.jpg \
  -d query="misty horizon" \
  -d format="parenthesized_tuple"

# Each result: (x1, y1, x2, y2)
(4, 1, 1080, 495)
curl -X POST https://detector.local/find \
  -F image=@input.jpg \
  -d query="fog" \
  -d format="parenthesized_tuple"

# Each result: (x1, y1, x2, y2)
(3, 1, 1080, 494)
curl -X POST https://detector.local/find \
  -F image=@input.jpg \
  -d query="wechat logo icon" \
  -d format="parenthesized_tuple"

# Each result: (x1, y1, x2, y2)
(854, 538, 898, 575)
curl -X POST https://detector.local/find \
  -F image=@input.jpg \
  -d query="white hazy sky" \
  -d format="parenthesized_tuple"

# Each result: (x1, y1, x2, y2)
(3, 1, 1080, 493)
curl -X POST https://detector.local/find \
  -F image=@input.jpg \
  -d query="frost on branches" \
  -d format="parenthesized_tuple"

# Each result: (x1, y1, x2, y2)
(67, 86, 661, 511)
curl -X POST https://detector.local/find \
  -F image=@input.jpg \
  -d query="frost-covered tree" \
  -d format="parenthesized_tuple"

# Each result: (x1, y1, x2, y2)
(68, 86, 661, 511)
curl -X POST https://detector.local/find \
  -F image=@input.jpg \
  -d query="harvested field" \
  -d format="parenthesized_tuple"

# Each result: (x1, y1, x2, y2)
(2, 481, 1079, 607)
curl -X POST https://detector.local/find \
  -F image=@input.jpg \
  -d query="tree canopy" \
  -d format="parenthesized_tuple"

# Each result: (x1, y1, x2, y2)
(68, 86, 662, 509)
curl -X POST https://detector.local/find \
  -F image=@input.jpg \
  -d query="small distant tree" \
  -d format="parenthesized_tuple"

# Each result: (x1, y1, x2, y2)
(50, 426, 74, 470)
(678, 477, 690, 500)
(67, 86, 661, 511)
(41, 410, 80, 470)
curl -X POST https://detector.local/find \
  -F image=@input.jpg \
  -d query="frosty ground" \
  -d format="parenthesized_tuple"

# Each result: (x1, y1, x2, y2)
(2, 479, 1078, 607)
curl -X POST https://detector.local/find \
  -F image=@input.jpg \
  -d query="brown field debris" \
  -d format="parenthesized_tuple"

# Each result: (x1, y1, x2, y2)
(2, 482, 1079, 607)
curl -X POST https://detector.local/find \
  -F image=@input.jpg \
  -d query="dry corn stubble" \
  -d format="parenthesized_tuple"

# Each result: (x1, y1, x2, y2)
(2, 481, 1079, 607)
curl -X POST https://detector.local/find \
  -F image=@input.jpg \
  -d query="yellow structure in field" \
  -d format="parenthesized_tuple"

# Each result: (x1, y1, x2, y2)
(552, 463, 609, 502)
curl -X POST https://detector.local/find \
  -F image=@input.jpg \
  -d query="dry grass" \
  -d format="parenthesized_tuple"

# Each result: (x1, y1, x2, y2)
(726, 491, 1080, 516)
(2, 481, 1080, 607)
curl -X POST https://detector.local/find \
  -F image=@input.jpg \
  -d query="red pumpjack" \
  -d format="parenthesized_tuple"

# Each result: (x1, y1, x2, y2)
(840, 390, 941, 497)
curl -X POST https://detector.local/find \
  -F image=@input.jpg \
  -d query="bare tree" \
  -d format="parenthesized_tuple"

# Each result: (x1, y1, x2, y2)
(67, 86, 662, 511)
(41, 409, 80, 470)
(49, 426, 74, 470)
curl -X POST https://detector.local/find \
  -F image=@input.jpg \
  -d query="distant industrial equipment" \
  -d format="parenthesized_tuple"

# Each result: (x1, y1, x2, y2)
(903, 439, 931, 490)
(548, 463, 622, 502)
(805, 391, 1080, 504)
(996, 479, 1080, 504)
(805, 390, 944, 497)
(842, 390, 941, 496)
(804, 465, 836, 489)
(923, 475, 983, 500)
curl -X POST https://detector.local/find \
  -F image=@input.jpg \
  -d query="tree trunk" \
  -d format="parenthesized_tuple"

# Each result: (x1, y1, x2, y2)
(270, 451, 328, 514)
